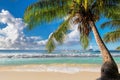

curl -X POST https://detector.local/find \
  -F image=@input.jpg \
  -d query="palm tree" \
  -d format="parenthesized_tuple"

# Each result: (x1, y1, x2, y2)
(24, 0, 120, 79)
(101, 20, 120, 50)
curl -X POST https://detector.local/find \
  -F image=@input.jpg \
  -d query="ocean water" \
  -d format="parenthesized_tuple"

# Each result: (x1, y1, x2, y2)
(0, 50, 120, 73)
(0, 50, 120, 66)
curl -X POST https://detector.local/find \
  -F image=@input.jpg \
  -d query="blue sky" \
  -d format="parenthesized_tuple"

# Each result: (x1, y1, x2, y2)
(0, 0, 119, 50)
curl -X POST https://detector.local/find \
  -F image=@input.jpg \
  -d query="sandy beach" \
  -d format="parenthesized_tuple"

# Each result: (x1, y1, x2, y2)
(0, 64, 101, 80)
(0, 71, 100, 80)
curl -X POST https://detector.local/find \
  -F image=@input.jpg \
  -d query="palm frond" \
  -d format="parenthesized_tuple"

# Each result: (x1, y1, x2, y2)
(54, 20, 69, 44)
(104, 30, 120, 43)
(84, 0, 88, 11)
(96, 0, 119, 8)
(91, 0, 120, 19)
(80, 34, 89, 49)
(46, 17, 70, 52)
(101, 20, 120, 29)
(46, 34, 56, 53)
(104, 5, 120, 19)
(75, 0, 83, 4)
(24, 0, 72, 29)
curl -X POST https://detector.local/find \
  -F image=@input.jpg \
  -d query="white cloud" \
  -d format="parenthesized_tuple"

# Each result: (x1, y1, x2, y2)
(63, 22, 80, 45)
(0, 9, 47, 50)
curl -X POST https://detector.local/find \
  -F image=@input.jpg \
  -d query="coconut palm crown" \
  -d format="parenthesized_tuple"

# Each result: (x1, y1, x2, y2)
(24, 0, 120, 53)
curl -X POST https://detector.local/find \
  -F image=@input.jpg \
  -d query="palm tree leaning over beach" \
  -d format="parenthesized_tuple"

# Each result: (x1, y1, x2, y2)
(24, 0, 120, 80)
(101, 20, 120, 50)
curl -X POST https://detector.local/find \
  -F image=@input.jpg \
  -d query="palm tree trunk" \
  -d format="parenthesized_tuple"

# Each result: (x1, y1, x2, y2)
(88, 21, 120, 80)
(89, 21, 114, 62)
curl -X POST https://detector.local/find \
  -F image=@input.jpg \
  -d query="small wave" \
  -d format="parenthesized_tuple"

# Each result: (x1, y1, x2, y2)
(0, 52, 120, 59)
(0, 53, 102, 58)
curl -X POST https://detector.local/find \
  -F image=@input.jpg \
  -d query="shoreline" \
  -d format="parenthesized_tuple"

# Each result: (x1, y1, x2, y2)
(0, 64, 100, 80)
(0, 64, 101, 72)
(0, 64, 120, 80)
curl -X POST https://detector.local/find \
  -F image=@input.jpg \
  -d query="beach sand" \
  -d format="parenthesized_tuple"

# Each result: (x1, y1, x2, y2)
(0, 64, 101, 80)
(0, 71, 100, 80)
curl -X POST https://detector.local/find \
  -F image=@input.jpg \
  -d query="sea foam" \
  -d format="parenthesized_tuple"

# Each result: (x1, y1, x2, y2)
(5, 64, 100, 74)
(0, 53, 101, 58)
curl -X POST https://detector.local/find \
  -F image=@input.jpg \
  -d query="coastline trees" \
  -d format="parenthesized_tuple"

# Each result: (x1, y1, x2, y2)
(24, 0, 120, 79)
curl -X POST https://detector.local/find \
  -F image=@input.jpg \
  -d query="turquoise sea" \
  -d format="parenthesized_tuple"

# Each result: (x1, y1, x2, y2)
(0, 50, 120, 66)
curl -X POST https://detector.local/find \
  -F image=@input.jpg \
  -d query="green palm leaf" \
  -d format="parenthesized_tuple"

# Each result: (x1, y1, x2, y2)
(54, 20, 69, 44)
(46, 18, 70, 52)
(80, 34, 89, 49)
(101, 20, 120, 29)
(46, 34, 56, 53)
(91, 0, 120, 19)
(104, 30, 120, 43)
(24, 0, 72, 29)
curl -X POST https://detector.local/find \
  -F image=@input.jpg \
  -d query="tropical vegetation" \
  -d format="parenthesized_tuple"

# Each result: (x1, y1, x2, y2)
(24, 0, 120, 80)
(101, 19, 120, 50)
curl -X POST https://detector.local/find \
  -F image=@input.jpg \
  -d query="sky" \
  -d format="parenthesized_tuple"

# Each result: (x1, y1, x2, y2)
(0, 0, 119, 50)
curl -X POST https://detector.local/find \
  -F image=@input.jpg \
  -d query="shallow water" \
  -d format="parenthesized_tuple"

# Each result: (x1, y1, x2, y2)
(0, 50, 119, 66)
